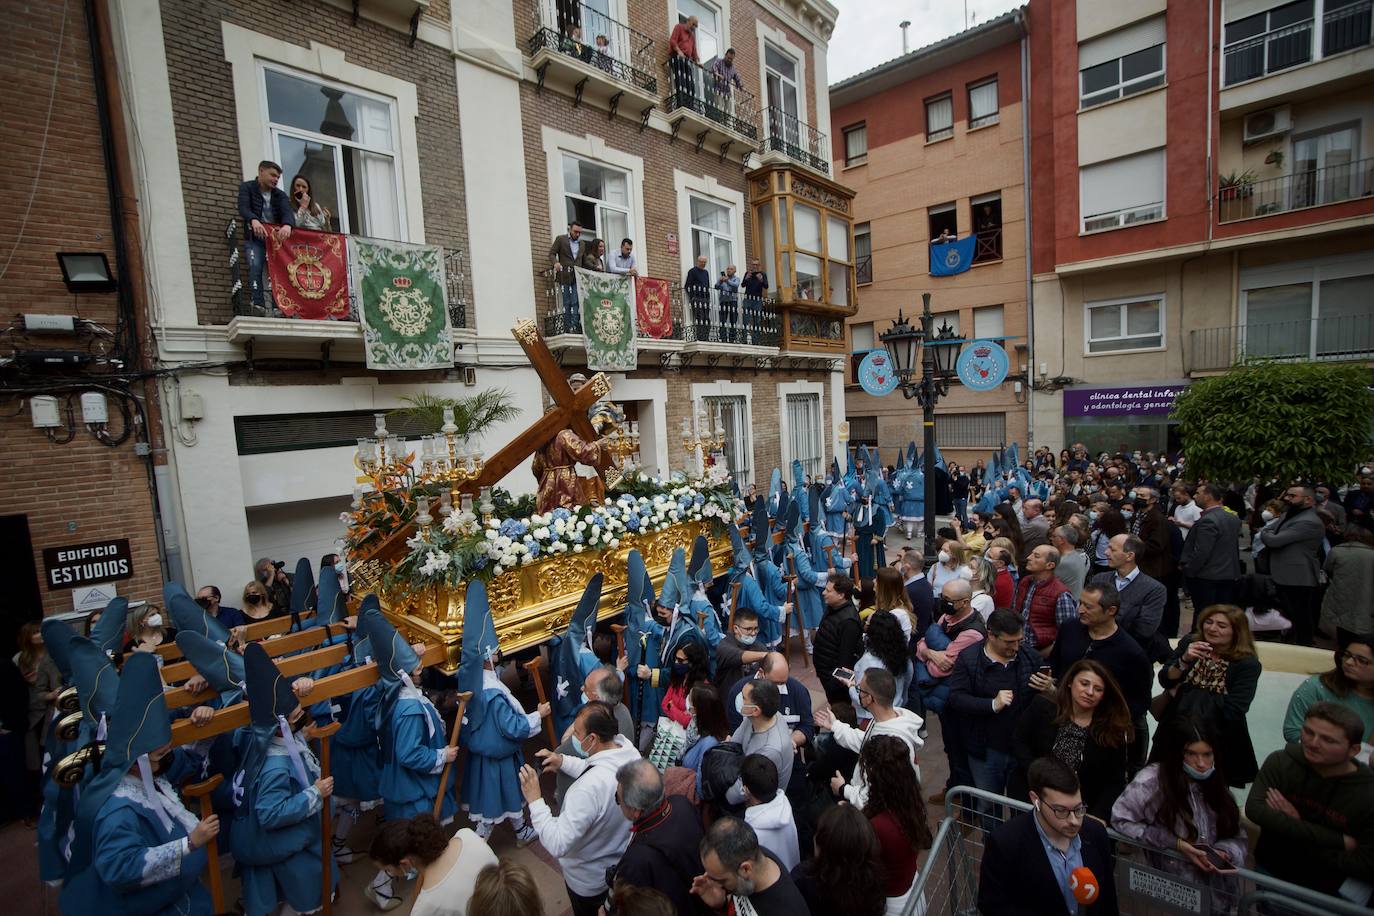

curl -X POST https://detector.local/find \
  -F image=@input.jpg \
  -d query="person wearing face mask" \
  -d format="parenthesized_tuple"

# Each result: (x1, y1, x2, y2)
(1127, 487, 1173, 584)
(368, 813, 497, 916)
(1113, 718, 1247, 892)
(714, 607, 768, 697)
(194, 585, 245, 630)
(725, 680, 793, 807)
(913, 580, 987, 722)
(1260, 484, 1327, 645)
(123, 604, 173, 655)
(1315, 483, 1348, 528)
(660, 641, 710, 728)
(522, 702, 642, 916)
(1251, 498, 1285, 569)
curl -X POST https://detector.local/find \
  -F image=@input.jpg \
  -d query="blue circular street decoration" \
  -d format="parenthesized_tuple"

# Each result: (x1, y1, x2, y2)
(858, 349, 899, 397)
(956, 339, 1011, 391)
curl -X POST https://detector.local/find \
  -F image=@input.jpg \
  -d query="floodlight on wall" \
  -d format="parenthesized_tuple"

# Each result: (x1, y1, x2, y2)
(56, 252, 117, 293)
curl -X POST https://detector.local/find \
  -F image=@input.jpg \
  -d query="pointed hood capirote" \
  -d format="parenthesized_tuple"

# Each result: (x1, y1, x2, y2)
(358, 593, 423, 739)
(784, 499, 804, 546)
(68, 636, 119, 732)
(768, 467, 783, 516)
(174, 631, 245, 703)
(657, 547, 690, 611)
(624, 550, 653, 670)
(457, 579, 498, 717)
(289, 557, 315, 620)
(689, 535, 713, 590)
(316, 568, 348, 626)
(750, 500, 771, 562)
(42, 617, 78, 682)
(167, 587, 231, 645)
(553, 572, 604, 736)
(88, 596, 128, 658)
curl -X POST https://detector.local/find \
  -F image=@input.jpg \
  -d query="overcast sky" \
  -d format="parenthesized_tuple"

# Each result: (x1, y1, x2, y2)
(827, 0, 1024, 85)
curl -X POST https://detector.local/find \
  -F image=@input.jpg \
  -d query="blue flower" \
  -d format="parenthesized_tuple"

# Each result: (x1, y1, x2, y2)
(552, 507, 572, 521)
(499, 518, 522, 538)
(472, 555, 489, 570)
(571, 531, 584, 544)
(526, 540, 541, 559)
(626, 516, 641, 532)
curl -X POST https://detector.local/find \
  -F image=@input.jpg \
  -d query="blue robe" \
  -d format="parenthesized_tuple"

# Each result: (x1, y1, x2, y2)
(648, 617, 708, 692)
(689, 587, 723, 651)
(379, 693, 456, 821)
(233, 742, 334, 916)
(727, 567, 785, 647)
(460, 672, 540, 824)
(823, 485, 850, 539)
(81, 775, 212, 916)
(788, 542, 826, 629)
(897, 468, 924, 521)
(332, 685, 381, 804)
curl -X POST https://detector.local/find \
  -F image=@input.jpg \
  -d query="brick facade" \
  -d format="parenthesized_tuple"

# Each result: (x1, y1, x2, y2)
(1, 0, 165, 619)
(158, 0, 470, 326)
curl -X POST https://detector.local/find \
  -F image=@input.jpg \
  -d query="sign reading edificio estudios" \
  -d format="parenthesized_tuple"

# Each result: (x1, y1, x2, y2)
(42, 539, 133, 589)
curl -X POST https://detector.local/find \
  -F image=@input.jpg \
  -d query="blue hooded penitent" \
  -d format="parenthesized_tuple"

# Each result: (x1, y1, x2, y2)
(359, 594, 420, 738)
(89, 596, 128, 658)
(623, 549, 653, 672)
(69, 636, 120, 736)
(728, 523, 752, 572)
(316, 570, 348, 626)
(767, 467, 783, 518)
(289, 557, 315, 626)
(792, 460, 809, 522)
(175, 631, 246, 707)
(657, 547, 690, 613)
(457, 579, 499, 716)
(551, 573, 603, 737)
(750, 499, 772, 563)
(688, 535, 722, 649)
(42, 617, 77, 682)
(167, 588, 231, 645)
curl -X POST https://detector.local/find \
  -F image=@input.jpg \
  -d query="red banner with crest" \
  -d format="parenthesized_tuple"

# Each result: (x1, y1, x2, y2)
(634, 276, 673, 339)
(266, 228, 351, 319)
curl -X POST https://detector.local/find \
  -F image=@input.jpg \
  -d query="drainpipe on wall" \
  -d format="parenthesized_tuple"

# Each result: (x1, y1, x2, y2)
(87, 0, 183, 585)
(1019, 16, 1035, 450)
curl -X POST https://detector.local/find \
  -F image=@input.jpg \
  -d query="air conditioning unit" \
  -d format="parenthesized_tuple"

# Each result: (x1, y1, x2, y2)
(1243, 106, 1291, 144)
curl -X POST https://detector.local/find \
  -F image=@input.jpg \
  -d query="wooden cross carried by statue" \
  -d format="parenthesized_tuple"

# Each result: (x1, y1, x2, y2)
(354, 319, 619, 566)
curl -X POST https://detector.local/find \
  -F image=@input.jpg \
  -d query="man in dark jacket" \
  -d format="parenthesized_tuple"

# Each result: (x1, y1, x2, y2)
(237, 160, 295, 310)
(1129, 486, 1173, 582)
(812, 573, 862, 704)
(1260, 485, 1328, 645)
(979, 757, 1119, 915)
(901, 550, 936, 635)
(1177, 483, 1241, 611)
(685, 255, 712, 339)
(613, 760, 708, 915)
(947, 608, 1041, 800)
(1092, 534, 1168, 661)
(1245, 702, 1374, 903)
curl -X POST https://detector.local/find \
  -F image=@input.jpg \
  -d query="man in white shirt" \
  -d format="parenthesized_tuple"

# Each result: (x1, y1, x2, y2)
(740, 754, 800, 871)
(522, 702, 641, 916)
(608, 238, 638, 276)
(1170, 483, 1202, 538)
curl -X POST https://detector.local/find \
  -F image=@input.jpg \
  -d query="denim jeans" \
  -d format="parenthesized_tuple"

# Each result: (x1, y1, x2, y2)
(719, 298, 737, 343)
(968, 747, 1014, 827)
(562, 282, 581, 333)
(954, 498, 969, 527)
(244, 237, 268, 307)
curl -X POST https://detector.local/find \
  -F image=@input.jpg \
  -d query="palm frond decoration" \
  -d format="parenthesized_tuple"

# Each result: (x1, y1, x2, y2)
(390, 389, 522, 438)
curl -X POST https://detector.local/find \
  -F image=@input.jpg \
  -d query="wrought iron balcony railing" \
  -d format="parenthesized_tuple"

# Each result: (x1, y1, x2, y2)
(1187, 315, 1374, 372)
(541, 275, 779, 347)
(1217, 156, 1374, 222)
(1324, 0, 1373, 56)
(225, 217, 470, 329)
(764, 107, 831, 175)
(1224, 17, 1314, 85)
(973, 227, 1003, 264)
(855, 254, 873, 286)
(663, 57, 761, 141)
(528, 0, 658, 95)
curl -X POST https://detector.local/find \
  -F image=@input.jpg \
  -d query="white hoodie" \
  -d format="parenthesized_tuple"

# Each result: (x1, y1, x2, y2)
(745, 792, 801, 872)
(831, 707, 925, 809)
(528, 734, 642, 896)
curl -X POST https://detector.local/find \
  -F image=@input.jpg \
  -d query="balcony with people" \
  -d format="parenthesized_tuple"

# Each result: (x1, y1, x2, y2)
(527, 0, 659, 117)
(662, 46, 762, 162)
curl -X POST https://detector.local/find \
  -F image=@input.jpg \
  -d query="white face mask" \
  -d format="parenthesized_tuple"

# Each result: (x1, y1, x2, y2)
(144, 614, 163, 628)
(1261, 509, 1275, 522)
(938, 551, 951, 565)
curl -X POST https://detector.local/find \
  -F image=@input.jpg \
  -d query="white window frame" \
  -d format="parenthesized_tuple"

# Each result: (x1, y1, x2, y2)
(779, 382, 826, 479)
(853, 223, 872, 285)
(258, 62, 406, 239)
(968, 77, 1000, 128)
(542, 127, 647, 265)
(221, 22, 426, 242)
(561, 152, 633, 246)
(843, 122, 868, 165)
(673, 169, 746, 291)
(688, 193, 736, 279)
(694, 380, 753, 488)
(671, 0, 729, 66)
(1084, 293, 1167, 356)
(755, 20, 810, 140)
(973, 304, 1005, 339)
(926, 92, 954, 142)
(1079, 150, 1167, 234)
(1078, 42, 1166, 109)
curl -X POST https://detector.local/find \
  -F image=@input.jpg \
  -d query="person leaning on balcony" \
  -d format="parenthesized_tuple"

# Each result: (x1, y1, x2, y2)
(237, 159, 294, 311)
(608, 238, 638, 277)
(685, 255, 711, 338)
(742, 259, 769, 299)
(669, 15, 698, 101)
(710, 48, 744, 99)
(592, 34, 613, 73)
(581, 238, 607, 272)
(716, 265, 741, 343)
(550, 220, 585, 331)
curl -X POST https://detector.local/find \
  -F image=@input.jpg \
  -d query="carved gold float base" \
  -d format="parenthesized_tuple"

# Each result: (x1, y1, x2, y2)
(358, 521, 731, 672)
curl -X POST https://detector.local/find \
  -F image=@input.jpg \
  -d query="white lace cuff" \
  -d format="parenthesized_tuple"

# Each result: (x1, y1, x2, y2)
(139, 838, 187, 887)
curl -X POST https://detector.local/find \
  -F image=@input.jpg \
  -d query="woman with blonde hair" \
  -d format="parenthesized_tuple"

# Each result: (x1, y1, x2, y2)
(929, 538, 971, 591)
(241, 579, 276, 622)
(871, 566, 915, 637)
(967, 555, 997, 620)
(468, 859, 542, 916)
(123, 603, 170, 654)
(1157, 604, 1261, 787)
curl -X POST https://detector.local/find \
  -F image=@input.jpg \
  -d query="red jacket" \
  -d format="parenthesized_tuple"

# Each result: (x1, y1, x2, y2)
(1014, 574, 1070, 649)
(993, 568, 1015, 610)
(669, 23, 698, 61)
(661, 682, 692, 727)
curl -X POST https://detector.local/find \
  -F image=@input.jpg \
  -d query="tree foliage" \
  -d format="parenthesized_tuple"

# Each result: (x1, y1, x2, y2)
(390, 388, 521, 437)
(1171, 360, 1374, 484)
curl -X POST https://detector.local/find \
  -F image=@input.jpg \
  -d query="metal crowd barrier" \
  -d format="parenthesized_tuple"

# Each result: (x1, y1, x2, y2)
(900, 786, 1369, 916)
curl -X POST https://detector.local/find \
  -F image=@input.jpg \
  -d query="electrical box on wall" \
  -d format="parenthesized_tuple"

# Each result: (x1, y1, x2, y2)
(30, 395, 62, 428)
(22, 314, 77, 333)
(180, 389, 204, 420)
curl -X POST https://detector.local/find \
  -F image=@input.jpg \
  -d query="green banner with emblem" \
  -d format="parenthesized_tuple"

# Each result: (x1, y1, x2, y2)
(576, 266, 637, 372)
(349, 238, 453, 370)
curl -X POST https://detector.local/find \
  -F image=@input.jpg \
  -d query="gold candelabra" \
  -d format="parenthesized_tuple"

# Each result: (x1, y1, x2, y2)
(353, 408, 488, 531)
(681, 406, 725, 477)
(607, 420, 641, 470)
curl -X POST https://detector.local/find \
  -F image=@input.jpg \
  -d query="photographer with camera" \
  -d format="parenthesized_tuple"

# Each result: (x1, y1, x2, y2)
(254, 557, 293, 617)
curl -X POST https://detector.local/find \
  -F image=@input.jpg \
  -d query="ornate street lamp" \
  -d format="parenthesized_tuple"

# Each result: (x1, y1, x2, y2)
(879, 292, 966, 562)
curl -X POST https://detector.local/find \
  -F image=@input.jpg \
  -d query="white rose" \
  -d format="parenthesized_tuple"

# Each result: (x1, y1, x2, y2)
(573, 544, 584, 553)
(485, 529, 497, 540)
(576, 520, 587, 532)
(609, 538, 620, 548)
